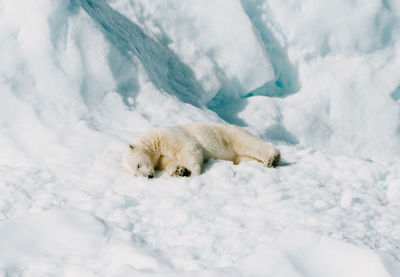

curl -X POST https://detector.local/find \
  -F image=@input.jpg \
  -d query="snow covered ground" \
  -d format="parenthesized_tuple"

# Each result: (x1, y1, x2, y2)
(1, 0, 400, 275)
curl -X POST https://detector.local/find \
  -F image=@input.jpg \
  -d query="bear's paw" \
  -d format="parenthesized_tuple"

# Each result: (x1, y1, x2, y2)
(172, 165, 191, 177)
(265, 150, 280, 168)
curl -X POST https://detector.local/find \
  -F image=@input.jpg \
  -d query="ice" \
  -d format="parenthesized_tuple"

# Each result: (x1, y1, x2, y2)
(1, 0, 400, 275)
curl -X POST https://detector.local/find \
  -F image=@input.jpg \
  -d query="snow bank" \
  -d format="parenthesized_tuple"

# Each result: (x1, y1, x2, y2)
(274, 0, 400, 159)
(218, 0, 400, 160)
(108, 0, 400, 160)
(2, 0, 399, 160)
(109, 0, 275, 101)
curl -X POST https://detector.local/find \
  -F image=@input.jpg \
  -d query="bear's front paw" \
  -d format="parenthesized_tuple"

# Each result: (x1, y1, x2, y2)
(265, 150, 280, 168)
(172, 165, 191, 177)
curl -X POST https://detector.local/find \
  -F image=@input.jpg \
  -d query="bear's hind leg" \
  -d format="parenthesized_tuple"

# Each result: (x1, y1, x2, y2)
(264, 148, 280, 167)
(233, 156, 257, 165)
(249, 145, 280, 168)
(230, 131, 280, 167)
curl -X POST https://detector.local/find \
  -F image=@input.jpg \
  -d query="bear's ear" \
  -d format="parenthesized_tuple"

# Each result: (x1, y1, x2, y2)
(129, 144, 135, 150)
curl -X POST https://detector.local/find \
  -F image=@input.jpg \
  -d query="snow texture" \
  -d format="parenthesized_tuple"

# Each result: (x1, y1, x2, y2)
(0, 0, 400, 275)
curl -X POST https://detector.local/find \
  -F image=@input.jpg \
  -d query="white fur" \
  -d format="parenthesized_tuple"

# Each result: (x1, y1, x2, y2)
(122, 123, 280, 177)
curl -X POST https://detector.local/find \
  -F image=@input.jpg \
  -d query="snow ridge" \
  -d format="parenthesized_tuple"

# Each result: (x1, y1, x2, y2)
(79, 0, 205, 107)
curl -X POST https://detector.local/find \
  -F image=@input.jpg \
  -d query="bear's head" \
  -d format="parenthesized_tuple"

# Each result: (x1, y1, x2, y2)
(122, 144, 155, 178)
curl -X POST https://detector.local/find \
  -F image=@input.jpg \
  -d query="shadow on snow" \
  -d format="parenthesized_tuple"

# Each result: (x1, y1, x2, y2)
(78, 0, 205, 108)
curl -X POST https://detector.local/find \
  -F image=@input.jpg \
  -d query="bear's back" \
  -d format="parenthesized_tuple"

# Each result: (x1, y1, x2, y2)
(180, 123, 238, 160)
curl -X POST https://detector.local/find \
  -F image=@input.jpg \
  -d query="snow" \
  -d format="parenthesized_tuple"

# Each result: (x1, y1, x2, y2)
(0, 0, 400, 276)
(239, 229, 396, 277)
(109, 0, 275, 100)
(0, 209, 107, 274)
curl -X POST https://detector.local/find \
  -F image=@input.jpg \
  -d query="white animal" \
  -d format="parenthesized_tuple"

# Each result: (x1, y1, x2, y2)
(122, 123, 280, 178)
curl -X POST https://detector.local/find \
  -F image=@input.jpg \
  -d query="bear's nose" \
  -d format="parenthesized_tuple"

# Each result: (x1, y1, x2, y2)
(148, 174, 154, 179)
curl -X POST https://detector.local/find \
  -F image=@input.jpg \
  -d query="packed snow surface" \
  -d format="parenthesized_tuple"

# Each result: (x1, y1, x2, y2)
(1, 0, 400, 275)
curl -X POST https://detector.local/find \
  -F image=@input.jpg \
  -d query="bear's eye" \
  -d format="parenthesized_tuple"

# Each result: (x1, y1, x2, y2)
(137, 164, 141, 169)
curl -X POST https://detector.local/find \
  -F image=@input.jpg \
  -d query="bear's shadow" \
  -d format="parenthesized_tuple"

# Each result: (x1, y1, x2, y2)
(154, 158, 292, 178)
(201, 159, 218, 174)
(201, 158, 293, 174)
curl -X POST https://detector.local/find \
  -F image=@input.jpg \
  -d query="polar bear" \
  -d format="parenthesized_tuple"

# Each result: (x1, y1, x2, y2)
(122, 123, 280, 178)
